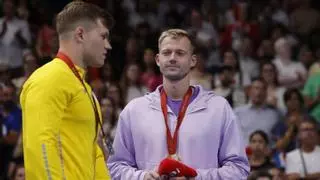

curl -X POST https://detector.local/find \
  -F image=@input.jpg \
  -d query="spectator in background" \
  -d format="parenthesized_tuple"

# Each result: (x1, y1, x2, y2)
(303, 72, 320, 123)
(106, 82, 124, 117)
(120, 62, 148, 104)
(187, 9, 219, 49)
(286, 119, 320, 179)
(260, 62, 286, 111)
(235, 78, 281, 145)
(101, 96, 118, 142)
(214, 65, 246, 108)
(140, 48, 162, 92)
(10, 163, 24, 180)
(298, 44, 315, 72)
(273, 37, 307, 88)
(248, 130, 279, 178)
(126, 0, 159, 31)
(125, 36, 140, 64)
(273, 89, 307, 153)
(16, 0, 29, 21)
(237, 36, 260, 82)
(0, 83, 21, 178)
(290, 0, 320, 41)
(11, 50, 38, 95)
(35, 13, 56, 63)
(0, 0, 31, 78)
(90, 78, 105, 101)
(190, 49, 213, 90)
(101, 61, 115, 88)
(308, 54, 320, 77)
(257, 39, 275, 61)
(0, 65, 11, 84)
(7, 134, 23, 180)
(216, 49, 250, 89)
(269, 0, 289, 27)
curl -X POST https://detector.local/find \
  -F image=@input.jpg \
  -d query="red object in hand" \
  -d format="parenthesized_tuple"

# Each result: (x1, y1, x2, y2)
(158, 158, 197, 177)
(246, 146, 252, 156)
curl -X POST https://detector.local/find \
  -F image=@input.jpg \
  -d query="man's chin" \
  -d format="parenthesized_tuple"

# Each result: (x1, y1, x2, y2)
(164, 74, 187, 81)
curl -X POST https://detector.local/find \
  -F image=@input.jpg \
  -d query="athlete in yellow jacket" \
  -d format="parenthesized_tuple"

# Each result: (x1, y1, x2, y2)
(20, 1, 113, 179)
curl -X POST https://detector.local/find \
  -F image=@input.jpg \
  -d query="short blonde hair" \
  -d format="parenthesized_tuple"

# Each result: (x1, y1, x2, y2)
(158, 29, 194, 53)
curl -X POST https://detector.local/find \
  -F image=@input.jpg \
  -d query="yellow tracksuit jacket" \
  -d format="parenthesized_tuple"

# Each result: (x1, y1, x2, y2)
(20, 58, 111, 180)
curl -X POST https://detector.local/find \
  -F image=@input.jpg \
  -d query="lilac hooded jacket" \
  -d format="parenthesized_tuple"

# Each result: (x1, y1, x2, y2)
(107, 85, 250, 180)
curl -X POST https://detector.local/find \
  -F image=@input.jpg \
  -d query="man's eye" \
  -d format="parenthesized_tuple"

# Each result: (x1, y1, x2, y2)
(176, 51, 185, 56)
(162, 51, 171, 56)
(102, 35, 108, 40)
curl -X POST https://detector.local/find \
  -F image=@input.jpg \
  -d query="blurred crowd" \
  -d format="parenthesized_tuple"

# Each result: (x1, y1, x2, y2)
(0, 0, 320, 179)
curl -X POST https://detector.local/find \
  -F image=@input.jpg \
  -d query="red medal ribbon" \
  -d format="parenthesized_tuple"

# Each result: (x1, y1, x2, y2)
(56, 52, 105, 140)
(160, 87, 192, 156)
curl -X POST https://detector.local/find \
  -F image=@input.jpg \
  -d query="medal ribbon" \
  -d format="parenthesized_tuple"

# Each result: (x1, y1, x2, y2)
(160, 87, 192, 156)
(56, 52, 114, 154)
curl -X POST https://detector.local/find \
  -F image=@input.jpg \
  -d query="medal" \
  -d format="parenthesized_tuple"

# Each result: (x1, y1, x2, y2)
(160, 87, 192, 162)
(168, 153, 180, 161)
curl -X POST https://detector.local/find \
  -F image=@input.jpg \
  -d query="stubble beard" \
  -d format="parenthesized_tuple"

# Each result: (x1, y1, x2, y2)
(163, 70, 189, 82)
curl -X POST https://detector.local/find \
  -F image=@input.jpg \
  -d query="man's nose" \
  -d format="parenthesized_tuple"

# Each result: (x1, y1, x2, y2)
(169, 53, 177, 63)
(105, 40, 112, 50)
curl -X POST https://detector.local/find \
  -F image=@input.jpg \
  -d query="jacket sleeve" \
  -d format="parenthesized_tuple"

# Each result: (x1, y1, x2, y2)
(95, 144, 111, 180)
(195, 100, 250, 180)
(20, 76, 69, 180)
(107, 108, 147, 180)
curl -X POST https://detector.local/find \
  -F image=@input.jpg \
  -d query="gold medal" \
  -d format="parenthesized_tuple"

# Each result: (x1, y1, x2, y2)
(169, 153, 180, 161)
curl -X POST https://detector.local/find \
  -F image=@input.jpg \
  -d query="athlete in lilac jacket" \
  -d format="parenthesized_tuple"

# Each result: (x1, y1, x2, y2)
(107, 29, 249, 180)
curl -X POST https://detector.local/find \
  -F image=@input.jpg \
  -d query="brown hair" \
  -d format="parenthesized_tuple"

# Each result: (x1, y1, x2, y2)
(55, 1, 114, 35)
(158, 29, 195, 53)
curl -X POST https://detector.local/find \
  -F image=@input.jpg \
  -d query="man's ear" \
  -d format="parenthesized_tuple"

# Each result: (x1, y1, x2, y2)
(191, 54, 197, 68)
(155, 54, 160, 67)
(74, 26, 86, 43)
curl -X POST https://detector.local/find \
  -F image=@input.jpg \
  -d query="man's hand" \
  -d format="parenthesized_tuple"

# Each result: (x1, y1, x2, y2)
(144, 171, 160, 180)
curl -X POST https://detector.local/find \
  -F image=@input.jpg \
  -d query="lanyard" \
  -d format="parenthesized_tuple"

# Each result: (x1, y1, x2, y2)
(56, 52, 114, 154)
(160, 87, 192, 157)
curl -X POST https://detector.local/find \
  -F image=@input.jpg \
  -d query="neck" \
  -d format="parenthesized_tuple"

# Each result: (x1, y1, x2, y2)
(301, 143, 315, 153)
(58, 44, 85, 69)
(163, 76, 190, 100)
(250, 154, 265, 164)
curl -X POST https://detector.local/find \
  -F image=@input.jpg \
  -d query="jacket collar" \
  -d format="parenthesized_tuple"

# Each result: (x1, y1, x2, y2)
(146, 85, 214, 114)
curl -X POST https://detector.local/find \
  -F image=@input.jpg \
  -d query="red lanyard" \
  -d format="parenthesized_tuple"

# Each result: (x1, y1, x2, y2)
(56, 52, 110, 148)
(160, 87, 192, 156)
